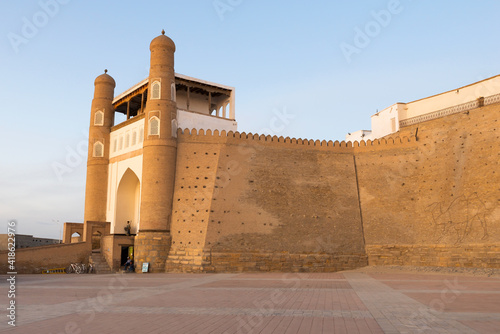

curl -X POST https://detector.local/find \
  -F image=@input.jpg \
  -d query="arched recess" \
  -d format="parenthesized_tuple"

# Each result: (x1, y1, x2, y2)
(114, 168, 140, 235)
(91, 231, 102, 250)
(151, 81, 161, 99)
(148, 116, 160, 136)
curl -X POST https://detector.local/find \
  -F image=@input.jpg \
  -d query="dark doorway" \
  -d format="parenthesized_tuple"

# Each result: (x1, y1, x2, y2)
(120, 246, 129, 267)
(91, 231, 102, 250)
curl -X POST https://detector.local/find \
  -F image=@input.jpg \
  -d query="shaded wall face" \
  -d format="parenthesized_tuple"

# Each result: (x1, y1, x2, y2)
(170, 136, 365, 256)
(357, 104, 500, 246)
(208, 146, 364, 255)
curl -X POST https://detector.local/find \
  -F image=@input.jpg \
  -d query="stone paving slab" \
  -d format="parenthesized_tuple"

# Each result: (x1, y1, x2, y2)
(0, 271, 498, 333)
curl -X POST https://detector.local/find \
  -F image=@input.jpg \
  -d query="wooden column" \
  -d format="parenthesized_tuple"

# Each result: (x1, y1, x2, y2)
(126, 101, 130, 119)
(140, 92, 144, 114)
(186, 86, 190, 111)
(208, 91, 212, 115)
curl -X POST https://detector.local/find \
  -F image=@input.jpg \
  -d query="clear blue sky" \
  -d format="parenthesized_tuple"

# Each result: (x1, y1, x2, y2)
(2, 0, 500, 238)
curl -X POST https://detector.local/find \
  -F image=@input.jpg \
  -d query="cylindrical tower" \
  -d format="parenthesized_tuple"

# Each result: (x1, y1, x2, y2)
(134, 31, 177, 272)
(83, 71, 115, 234)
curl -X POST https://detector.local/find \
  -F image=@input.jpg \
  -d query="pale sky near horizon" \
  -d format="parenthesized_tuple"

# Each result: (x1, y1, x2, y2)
(1, 0, 500, 239)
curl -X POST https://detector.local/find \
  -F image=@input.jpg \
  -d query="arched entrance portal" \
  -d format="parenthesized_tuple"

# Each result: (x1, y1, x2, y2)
(115, 168, 140, 235)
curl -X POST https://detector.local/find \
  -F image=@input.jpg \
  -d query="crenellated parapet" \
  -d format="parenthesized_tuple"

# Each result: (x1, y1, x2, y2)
(175, 128, 416, 153)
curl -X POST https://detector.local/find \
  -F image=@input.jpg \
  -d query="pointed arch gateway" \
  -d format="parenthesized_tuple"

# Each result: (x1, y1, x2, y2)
(114, 168, 141, 235)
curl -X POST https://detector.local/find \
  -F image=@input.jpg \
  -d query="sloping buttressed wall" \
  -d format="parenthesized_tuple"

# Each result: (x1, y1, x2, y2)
(357, 103, 500, 268)
(166, 131, 367, 272)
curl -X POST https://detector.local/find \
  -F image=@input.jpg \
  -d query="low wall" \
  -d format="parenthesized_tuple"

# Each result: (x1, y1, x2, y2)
(366, 244, 500, 268)
(0, 242, 91, 274)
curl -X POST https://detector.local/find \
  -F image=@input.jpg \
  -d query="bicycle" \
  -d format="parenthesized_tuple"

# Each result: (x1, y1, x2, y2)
(66, 263, 86, 274)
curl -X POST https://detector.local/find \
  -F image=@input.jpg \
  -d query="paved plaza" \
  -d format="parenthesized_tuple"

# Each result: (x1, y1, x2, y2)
(0, 270, 499, 333)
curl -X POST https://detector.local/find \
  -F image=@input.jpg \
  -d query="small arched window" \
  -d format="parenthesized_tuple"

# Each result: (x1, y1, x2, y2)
(171, 119, 178, 138)
(125, 134, 130, 148)
(139, 127, 144, 143)
(113, 139, 117, 152)
(149, 116, 160, 136)
(93, 141, 104, 157)
(171, 82, 176, 101)
(151, 81, 161, 99)
(94, 110, 104, 126)
(132, 131, 137, 146)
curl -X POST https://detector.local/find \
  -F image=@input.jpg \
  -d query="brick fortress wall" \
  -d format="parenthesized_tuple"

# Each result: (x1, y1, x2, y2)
(357, 103, 499, 267)
(165, 102, 499, 272)
(166, 131, 392, 272)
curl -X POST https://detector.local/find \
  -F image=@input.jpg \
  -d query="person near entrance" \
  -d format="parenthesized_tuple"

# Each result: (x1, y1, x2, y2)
(123, 257, 134, 272)
(124, 221, 131, 236)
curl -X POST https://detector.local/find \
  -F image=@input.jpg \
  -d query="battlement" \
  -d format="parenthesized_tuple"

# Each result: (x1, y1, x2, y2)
(176, 128, 416, 152)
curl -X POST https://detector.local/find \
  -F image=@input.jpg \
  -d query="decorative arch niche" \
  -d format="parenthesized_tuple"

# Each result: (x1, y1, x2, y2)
(114, 168, 140, 235)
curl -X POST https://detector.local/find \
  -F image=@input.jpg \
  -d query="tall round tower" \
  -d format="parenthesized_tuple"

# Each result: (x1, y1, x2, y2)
(83, 71, 115, 233)
(134, 31, 178, 272)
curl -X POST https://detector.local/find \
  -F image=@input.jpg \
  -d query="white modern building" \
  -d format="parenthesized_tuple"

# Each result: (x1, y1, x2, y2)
(346, 74, 500, 142)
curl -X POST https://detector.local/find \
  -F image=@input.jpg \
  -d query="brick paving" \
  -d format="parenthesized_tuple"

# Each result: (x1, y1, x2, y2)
(0, 271, 499, 333)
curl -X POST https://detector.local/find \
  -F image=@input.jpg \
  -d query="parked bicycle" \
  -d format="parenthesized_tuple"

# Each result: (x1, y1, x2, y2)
(66, 263, 86, 274)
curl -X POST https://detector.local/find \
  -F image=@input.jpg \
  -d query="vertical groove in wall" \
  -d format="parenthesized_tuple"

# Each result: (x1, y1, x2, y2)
(353, 154, 366, 248)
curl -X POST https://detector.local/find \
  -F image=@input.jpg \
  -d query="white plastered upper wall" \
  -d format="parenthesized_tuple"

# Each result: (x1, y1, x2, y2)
(401, 74, 500, 120)
(347, 74, 500, 141)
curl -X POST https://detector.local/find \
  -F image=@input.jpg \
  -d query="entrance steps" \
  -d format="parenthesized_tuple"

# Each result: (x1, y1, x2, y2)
(89, 250, 112, 274)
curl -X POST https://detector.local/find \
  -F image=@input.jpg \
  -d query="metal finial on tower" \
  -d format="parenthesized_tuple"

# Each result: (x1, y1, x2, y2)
(161, 29, 165, 35)
(104, 69, 108, 74)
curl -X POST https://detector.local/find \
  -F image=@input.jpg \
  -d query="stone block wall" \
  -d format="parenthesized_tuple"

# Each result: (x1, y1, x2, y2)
(206, 251, 367, 273)
(134, 231, 171, 273)
(366, 244, 500, 268)
(165, 246, 367, 273)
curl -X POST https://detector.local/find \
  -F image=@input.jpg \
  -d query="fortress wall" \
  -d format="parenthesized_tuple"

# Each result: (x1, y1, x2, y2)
(358, 103, 500, 267)
(167, 135, 223, 271)
(165, 102, 499, 272)
(167, 130, 368, 272)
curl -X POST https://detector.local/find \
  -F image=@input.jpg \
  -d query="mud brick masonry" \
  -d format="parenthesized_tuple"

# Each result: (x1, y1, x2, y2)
(2, 31, 498, 274)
